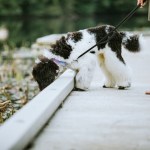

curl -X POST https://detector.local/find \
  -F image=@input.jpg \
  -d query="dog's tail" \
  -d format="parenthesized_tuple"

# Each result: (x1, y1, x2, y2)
(32, 55, 59, 91)
(120, 32, 143, 52)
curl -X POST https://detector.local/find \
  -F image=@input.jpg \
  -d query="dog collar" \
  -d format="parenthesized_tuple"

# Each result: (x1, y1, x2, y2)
(51, 58, 68, 67)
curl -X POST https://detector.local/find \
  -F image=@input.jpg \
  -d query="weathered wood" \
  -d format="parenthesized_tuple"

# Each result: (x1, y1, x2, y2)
(0, 69, 75, 150)
(27, 36, 150, 150)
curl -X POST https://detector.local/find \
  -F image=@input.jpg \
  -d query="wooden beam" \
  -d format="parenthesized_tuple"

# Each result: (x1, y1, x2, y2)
(0, 69, 75, 150)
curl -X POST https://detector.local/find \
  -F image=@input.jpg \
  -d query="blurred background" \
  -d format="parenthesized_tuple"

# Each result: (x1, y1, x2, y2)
(0, 0, 149, 49)
(0, 0, 149, 123)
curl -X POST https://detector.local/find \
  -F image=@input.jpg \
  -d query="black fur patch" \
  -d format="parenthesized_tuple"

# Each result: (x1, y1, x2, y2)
(67, 32, 83, 43)
(51, 36, 73, 59)
(32, 55, 59, 91)
(121, 33, 140, 52)
(88, 25, 125, 64)
(106, 27, 125, 64)
(88, 26, 107, 49)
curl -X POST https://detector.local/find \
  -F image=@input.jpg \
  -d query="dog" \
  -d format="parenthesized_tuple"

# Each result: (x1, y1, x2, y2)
(32, 25, 143, 91)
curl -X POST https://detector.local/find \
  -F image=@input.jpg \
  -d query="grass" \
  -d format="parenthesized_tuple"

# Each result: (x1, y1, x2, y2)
(0, 48, 39, 124)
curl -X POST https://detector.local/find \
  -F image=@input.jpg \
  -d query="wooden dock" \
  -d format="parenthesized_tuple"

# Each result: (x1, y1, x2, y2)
(0, 36, 150, 150)
(27, 37, 150, 150)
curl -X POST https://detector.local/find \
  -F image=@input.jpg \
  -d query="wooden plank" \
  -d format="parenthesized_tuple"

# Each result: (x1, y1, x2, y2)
(27, 36, 150, 150)
(0, 69, 75, 150)
(27, 85, 150, 150)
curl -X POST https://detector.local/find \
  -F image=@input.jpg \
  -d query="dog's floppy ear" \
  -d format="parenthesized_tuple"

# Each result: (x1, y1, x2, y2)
(32, 56, 59, 91)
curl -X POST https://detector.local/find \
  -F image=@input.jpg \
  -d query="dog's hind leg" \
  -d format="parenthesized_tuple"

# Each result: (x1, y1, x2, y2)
(32, 56, 59, 91)
(114, 64, 132, 90)
(97, 53, 116, 88)
(100, 65, 116, 88)
(103, 47, 132, 90)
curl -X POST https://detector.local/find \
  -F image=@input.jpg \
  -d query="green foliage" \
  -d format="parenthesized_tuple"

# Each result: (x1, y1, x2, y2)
(74, 0, 96, 16)
(0, 0, 21, 15)
(0, 0, 148, 49)
(0, 0, 148, 16)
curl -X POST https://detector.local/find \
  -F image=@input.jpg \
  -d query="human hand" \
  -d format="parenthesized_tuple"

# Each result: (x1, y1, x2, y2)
(137, 0, 147, 8)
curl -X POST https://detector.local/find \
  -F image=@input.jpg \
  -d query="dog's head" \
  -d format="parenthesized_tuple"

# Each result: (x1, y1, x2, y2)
(32, 55, 59, 90)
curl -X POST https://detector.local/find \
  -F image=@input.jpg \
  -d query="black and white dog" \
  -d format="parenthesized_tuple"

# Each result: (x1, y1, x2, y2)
(32, 25, 143, 91)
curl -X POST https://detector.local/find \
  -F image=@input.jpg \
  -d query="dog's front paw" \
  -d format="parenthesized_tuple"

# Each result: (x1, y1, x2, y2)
(75, 76, 89, 91)
(73, 87, 86, 91)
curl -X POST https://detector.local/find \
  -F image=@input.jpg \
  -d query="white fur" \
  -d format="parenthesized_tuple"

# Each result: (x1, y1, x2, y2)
(105, 25, 111, 34)
(40, 34, 97, 90)
(75, 53, 96, 90)
(38, 29, 141, 90)
(66, 30, 132, 89)
(65, 30, 98, 89)
(43, 49, 66, 62)
(66, 29, 97, 63)
(122, 32, 133, 44)
(98, 45, 132, 88)
(35, 58, 41, 64)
